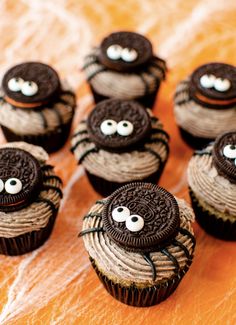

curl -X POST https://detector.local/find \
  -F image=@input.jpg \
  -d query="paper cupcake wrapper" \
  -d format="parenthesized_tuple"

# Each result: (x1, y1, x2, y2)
(90, 257, 191, 307)
(89, 85, 159, 109)
(1, 116, 73, 153)
(179, 127, 213, 150)
(0, 211, 58, 256)
(189, 188, 236, 241)
(86, 164, 166, 197)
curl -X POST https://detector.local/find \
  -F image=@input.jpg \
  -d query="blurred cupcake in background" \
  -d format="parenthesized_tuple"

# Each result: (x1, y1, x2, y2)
(82, 31, 167, 108)
(174, 62, 236, 149)
(0, 62, 76, 153)
(71, 99, 169, 196)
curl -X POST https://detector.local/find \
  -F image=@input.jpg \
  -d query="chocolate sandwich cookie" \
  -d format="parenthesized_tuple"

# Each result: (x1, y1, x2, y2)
(188, 130, 236, 240)
(80, 183, 195, 306)
(0, 62, 76, 153)
(71, 99, 170, 196)
(82, 31, 167, 108)
(174, 62, 236, 149)
(0, 142, 63, 255)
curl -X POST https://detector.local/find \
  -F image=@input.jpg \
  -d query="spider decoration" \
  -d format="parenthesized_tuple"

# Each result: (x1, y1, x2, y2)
(175, 62, 236, 109)
(83, 31, 166, 94)
(79, 183, 195, 281)
(0, 61, 75, 131)
(0, 146, 63, 213)
(71, 99, 169, 173)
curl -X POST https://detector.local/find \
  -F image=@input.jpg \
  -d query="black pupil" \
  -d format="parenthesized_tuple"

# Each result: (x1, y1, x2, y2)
(107, 122, 112, 126)
(131, 216, 138, 222)
(28, 82, 32, 86)
(117, 207, 123, 212)
(230, 145, 236, 150)
(123, 123, 128, 127)
(10, 180, 17, 186)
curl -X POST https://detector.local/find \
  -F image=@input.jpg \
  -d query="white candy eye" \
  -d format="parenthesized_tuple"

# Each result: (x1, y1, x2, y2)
(106, 44, 122, 60)
(112, 206, 130, 222)
(0, 179, 4, 193)
(117, 120, 134, 136)
(214, 78, 231, 92)
(5, 178, 22, 194)
(100, 119, 117, 135)
(121, 48, 138, 62)
(126, 215, 144, 232)
(21, 81, 38, 96)
(223, 144, 236, 159)
(200, 74, 216, 88)
(8, 77, 24, 92)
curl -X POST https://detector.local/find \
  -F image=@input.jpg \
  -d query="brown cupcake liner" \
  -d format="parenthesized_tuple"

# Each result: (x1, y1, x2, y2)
(0, 211, 58, 256)
(1, 117, 73, 153)
(89, 85, 159, 109)
(179, 127, 213, 150)
(189, 188, 236, 241)
(85, 163, 166, 197)
(90, 257, 191, 307)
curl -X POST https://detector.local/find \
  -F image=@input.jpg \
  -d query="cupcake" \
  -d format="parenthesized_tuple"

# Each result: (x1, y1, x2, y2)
(0, 141, 62, 255)
(0, 62, 76, 153)
(82, 31, 167, 108)
(188, 131, 236, 240)
(79, 182, 195, 307)
(71, 99, 169, 196)
(174, 62, 236, 149)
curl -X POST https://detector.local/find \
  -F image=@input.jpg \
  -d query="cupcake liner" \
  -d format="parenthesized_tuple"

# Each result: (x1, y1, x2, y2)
(89, 85, 159, 109)
(86, 164, 165, 197)
(0, 211, 58, 256)
(90, 257, 191, 307)
(189, 188, 236, 241)
(179, 127, 213, 150)
(1, 117, 73, 153)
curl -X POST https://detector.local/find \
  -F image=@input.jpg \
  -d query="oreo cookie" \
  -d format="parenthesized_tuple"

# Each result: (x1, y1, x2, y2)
(189, 62, 236, 109)
(212, 131, 236, 184)
(87, 99, 151, 152)
(98, 31, 153, 72)
(2, 62, 61, 108)
(0, 148, 43, 211)
(102, 182, 180, 252)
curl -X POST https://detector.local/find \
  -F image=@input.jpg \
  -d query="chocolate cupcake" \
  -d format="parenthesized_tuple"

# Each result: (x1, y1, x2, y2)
(174, 62, 236, 149)
(79, 182, 195, 307)
(0, 141, 62, 255)
(0, 62, 76, 153)
(188, 131, 236, 240)
(82, 31, 167, 108)
(71, 99, 169, 196)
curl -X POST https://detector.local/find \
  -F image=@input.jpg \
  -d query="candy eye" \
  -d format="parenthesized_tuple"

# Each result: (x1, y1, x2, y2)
(117, 120, 134, 136)
(121, 48, 138, 62)
(106, 44, 122, 60)
(223, 144, 236, 159)
(8, 77, 24, 92)
(112, 206, 130, 222)
(0, 179, 4, 193)
(100, 119, 117, 135)
(125, 214, 144, 232)
(199, 74, 216, 88)
(214, 78, 231, 92)
(5, 178, 22, 194)
(21, 81, 38, 96)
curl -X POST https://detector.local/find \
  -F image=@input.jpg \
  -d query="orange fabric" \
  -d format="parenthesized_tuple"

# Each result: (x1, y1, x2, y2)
(0, 1, 235, 324)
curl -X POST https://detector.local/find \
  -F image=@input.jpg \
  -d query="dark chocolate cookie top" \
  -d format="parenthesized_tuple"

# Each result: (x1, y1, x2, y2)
(212, 131, 236, 184)
(2, 62, 61, 107)
(102, 182, 180, 252)
(98, 31, 153, 72)
(189, 62, 236, 109)
(0, 148, 43, 212)
(87, 99, 151, 152)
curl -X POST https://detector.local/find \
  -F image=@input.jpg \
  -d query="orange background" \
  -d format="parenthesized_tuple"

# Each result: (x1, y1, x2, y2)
(0, 1, 235, 324)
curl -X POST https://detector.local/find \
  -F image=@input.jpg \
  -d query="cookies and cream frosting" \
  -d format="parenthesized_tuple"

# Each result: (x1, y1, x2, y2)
(0, 142, 62, 238)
